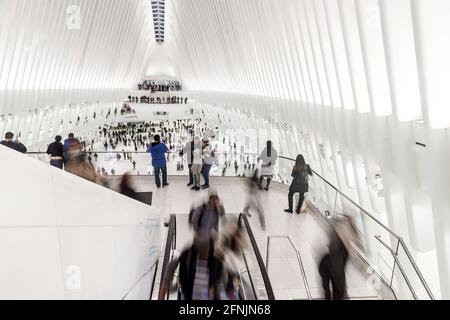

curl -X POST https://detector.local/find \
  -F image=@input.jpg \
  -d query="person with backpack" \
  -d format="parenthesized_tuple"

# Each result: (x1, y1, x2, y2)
(284, 154, 312, 214)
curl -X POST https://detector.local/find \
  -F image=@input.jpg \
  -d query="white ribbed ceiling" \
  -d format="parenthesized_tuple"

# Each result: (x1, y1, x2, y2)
(0, 0, 155, 113)
(166, 0, 450, 130)
(1, 0, 450, 130)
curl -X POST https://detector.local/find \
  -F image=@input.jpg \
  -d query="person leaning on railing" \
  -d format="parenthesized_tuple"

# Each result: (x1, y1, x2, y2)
(284, 154, 312, 214)
(46, 135, 64, 169)
(0, 132, 27, 154)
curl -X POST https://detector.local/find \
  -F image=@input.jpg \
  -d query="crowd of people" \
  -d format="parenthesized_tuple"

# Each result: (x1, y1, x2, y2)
(137, 80, 182, 92)
(50, 119, 217, 189)
(120, 103, 136, 115)
(128, 95, 188, 105)
(1, 120, 364, 300)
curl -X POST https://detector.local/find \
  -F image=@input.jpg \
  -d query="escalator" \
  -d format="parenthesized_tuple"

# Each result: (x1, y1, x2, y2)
(152, 213, 274, 300)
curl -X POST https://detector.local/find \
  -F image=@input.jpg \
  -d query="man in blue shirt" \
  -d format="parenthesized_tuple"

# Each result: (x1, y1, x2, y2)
(147, 134, 169, 188)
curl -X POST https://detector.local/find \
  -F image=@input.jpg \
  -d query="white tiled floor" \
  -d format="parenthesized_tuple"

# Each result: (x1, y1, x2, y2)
(108, 175, 385, 300)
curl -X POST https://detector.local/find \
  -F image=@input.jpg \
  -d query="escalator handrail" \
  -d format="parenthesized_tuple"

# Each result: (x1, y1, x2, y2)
(149, 259, 159, 300)
(238, 213, 275, 300)
(158, 214, 177, 299)
(233, 256, 247, 300)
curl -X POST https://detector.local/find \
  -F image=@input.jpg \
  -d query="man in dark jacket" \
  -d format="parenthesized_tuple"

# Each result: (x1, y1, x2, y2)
(46, 135, 64, 169)
(147, 134, 169, 188)
(0, 132, 27, 153)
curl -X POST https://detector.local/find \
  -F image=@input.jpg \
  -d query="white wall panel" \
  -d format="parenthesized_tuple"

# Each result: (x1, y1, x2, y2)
(0, 145, 160, 299)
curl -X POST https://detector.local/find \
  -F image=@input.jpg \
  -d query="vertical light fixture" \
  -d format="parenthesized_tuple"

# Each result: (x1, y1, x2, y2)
(152, 0, 165, 44)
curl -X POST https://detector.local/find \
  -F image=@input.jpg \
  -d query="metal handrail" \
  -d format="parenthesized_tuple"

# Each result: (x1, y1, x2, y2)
(241, 252, 258, 300)
(149, 259, 159, 300)
(26, 150, 262, 155)
(238, 213, 275, 300)
(122, 260, 158, 300)
(158, 214, 177, 300)
(375, 236, 418, 300)
(233, 257, 247, 300)
(266, 235, 312, 300)
(278, 156, 399, 238)
(27, 151, 150, 154)
(278, 155, 435, 300)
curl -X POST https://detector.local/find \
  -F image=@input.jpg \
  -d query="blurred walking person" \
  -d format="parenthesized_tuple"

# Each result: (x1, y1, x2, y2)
(65, 153, 97, 183)
(159, 234, 224, 300)
(215, 219, 246, 300)
(189, 191, 226, 242)
(120, 172, 138, 201)
(318, 215, 363, 300)
(63, 133, 81, 163)
(243, 170, 266, 230)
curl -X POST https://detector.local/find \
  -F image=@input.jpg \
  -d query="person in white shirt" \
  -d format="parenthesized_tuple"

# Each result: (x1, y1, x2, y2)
(201, 136, 217, 189)
(258, 140, 278, 191)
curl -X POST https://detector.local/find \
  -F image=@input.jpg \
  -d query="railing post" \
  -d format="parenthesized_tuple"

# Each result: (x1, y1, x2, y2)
(390, 239, 400, 288)
(239, 214, 275, 300)
(375, 236, 418, 299)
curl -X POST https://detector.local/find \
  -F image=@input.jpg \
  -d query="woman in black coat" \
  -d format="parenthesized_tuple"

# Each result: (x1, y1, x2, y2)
(285, 154, 312, 214)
